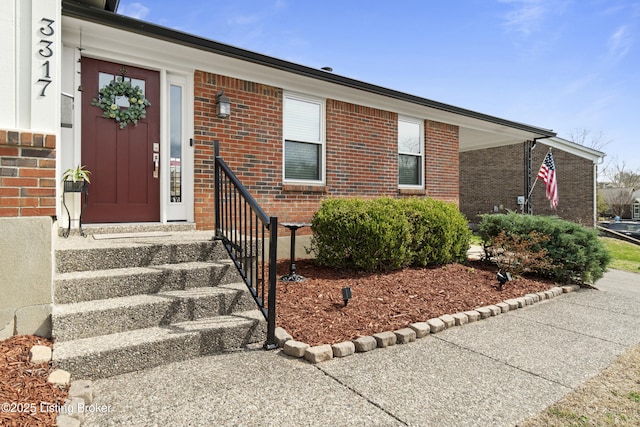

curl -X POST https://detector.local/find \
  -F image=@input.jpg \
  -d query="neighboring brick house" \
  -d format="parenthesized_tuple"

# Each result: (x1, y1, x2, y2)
(3, 0, 567, 337)
(460, 138, 604, 226)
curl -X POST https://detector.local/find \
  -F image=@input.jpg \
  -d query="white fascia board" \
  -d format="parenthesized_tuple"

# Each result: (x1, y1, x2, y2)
(544, 137, 605, 163)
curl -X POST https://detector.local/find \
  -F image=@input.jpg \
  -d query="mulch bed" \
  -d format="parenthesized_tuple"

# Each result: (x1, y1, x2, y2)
(0, 335, 68, 427)
(275, 259, 556, 346)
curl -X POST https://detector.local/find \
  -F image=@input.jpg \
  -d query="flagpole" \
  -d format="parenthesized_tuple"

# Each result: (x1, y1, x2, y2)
(523, 147, 552, 210)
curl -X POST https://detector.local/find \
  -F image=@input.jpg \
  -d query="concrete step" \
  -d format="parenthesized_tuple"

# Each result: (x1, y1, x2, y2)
(52, 310, 266, 379)
(54, 260, 241, 303)
(58, 222, 196, 237)
(55, 231, 227, 273)
(52, 283, 257, 341)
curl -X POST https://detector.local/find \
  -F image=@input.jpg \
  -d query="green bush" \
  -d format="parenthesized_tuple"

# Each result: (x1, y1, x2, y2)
(397, 198, 471, 266)
(310, 197, 471, 271)
(478, 212, 610, 284)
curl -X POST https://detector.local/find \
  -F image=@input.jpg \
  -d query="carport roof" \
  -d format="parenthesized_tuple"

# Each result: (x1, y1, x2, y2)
(62, 0, 557, 150)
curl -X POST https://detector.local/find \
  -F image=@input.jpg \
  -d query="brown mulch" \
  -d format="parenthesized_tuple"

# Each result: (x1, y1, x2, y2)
(0, 335, 68, 427)
(275, 259, 557, 346)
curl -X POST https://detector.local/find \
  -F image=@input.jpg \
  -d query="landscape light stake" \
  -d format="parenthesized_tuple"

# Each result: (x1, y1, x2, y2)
(342, 287, 352, 306)
(497, 272, 512, 290)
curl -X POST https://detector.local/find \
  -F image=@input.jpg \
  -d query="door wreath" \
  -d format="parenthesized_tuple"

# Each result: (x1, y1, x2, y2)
(91, 78, 150, 129)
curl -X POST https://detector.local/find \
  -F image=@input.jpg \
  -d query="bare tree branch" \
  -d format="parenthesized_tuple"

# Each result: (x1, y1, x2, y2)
(569, 128, 611, 151)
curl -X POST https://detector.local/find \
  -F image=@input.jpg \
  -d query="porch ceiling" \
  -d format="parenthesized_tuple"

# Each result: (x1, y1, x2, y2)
(459, 126, 535, 152)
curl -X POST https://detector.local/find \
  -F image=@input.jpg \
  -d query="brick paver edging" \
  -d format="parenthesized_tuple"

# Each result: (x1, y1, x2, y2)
(276, 285, 581, 364)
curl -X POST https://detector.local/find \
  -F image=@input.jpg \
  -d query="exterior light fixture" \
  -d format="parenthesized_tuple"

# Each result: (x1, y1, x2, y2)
(216, 91, 230, 119)
(342, 287, 352, 306)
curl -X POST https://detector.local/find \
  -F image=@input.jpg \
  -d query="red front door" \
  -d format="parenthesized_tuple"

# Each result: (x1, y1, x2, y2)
(81, 58, 160, 223)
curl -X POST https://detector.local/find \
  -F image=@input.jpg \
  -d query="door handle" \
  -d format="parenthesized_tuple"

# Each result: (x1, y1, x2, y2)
(153, 153, 159, 178)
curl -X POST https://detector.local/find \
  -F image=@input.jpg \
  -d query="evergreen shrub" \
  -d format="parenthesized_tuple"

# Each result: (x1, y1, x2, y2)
(478, 212, 610, 284)
(311, 197, 471, 271)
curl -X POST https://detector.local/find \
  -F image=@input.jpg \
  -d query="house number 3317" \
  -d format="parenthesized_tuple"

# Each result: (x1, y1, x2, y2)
(37, 18, 55, 97)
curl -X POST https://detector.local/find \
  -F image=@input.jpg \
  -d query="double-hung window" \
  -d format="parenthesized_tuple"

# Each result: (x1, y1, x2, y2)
(398, 117, 424, 187)
(283, 93, 325, 183)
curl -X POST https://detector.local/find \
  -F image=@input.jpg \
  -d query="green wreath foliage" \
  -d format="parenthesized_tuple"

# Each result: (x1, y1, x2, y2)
(91, 78, 150, 129)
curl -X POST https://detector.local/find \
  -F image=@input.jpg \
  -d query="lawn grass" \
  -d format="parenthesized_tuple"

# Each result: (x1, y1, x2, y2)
(469, 233, 483, 246)
(600, 237, 640, 273)
(520, 343, 640, 426)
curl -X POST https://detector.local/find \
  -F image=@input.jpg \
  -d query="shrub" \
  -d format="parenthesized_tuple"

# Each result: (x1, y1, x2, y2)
(311, 197, 471, 271)
(486, 230, 553, 277)
(397, 198, 471, 266)
(478, 212, 610, 284)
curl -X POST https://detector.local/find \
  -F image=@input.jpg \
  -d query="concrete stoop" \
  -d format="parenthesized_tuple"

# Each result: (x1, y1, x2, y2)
(52, 228, 266, 380)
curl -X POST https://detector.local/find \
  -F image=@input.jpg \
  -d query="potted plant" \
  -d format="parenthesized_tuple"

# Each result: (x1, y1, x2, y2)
(62, 165, 91, 192)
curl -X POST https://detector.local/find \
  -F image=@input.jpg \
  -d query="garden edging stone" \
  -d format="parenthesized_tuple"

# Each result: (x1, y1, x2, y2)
(277, 285, 572, 364)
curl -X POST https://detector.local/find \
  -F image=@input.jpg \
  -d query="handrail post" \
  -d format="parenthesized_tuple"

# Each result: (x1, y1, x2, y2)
(214, 140, 221, 237)
(264, 216, 278, 349)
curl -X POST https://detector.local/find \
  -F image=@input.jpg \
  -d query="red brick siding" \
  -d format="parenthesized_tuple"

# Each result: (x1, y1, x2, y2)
(460, 142, 595, 225)
(193, 72, 283, 230)
(0, 129, 56, 217)
(325, 100, 397, 196)
(425, 120, 459, 204)
(193, 71, 461, 231)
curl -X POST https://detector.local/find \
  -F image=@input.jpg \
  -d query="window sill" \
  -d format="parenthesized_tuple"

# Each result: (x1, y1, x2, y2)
(282, 184, 327, 193)
(398, 188, 426, 196)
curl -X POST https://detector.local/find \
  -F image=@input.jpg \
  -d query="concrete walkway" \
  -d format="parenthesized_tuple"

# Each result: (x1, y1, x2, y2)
(83, 269, 640, 427)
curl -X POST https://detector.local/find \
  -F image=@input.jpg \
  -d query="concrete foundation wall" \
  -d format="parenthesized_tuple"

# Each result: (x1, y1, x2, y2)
(275, 234, 314, 261)
(0, 217, 53, 339)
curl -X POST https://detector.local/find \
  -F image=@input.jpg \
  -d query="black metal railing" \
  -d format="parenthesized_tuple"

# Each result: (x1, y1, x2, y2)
(214, 140, 278, 349)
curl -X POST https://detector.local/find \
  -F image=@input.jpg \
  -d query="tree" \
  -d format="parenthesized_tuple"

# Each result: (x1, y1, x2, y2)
(569, 128, 611, 151)
(596, 192, 608, 217)
(604, 161, 640, 189)
(600, 187, 634, 217)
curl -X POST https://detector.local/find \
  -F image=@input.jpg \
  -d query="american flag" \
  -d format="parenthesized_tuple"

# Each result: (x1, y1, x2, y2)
(537, 151, 558, 208)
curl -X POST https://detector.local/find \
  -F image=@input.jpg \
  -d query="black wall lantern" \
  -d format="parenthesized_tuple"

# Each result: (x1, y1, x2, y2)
(216, 90, 231, 119)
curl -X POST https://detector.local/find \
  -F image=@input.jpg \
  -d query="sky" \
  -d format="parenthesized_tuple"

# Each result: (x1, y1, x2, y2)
(117, 0, 640, 174)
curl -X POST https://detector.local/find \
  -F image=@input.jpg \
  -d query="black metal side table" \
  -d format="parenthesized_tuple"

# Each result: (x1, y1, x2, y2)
(62, 180, 89, 238)
(279, 222, 311, 282)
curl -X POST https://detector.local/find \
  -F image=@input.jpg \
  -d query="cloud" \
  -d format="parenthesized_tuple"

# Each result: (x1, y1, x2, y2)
(607, 25, 632, 61)
(118, 2, 150, 20)
(560, 73, 599, 97)
(500, 0, 548, 36)
(227, 14, 260, 26)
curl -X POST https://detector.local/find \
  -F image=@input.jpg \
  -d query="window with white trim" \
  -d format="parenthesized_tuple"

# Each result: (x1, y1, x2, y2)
(283, 94, 325, 183)
(398, 117, 424, 187)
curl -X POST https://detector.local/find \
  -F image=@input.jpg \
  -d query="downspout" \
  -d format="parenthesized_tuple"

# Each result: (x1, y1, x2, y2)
(593, 154, 605, 228)
(525, 137, 549, 215)
(524, 140, 536, 214)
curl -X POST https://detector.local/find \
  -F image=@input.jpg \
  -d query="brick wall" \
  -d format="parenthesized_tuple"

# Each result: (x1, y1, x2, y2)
(530, 144, 594, 225)
(425, 120, 459, 204)
(0, 130, 56, 217)
(193, 72, 283, 230)
(194, 71, 461, 231)
(460, 142, 595, 225)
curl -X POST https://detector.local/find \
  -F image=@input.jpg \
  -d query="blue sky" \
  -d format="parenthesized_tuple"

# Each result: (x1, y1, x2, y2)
(117, 0, 640, 174)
